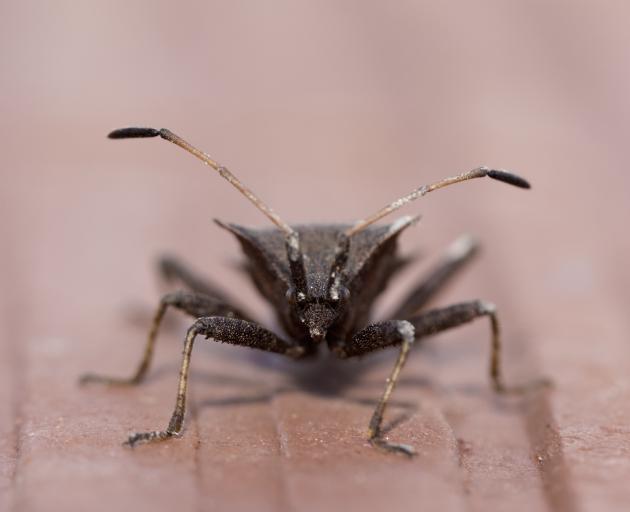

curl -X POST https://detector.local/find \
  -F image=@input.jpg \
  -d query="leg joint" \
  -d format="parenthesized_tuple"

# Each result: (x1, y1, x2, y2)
(478, 300, 497, 315)
(396, 320, 416, 345)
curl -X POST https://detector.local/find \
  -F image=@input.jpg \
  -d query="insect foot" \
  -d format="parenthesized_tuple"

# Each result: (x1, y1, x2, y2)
(369, 436, 417, 457)
(78, 373, 143, 387)
(493, 376, 553, 396)
(124, 429, 181, 448)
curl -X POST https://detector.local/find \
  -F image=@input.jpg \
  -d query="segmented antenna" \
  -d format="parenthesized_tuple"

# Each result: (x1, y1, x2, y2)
(345, 166, 530, 237)
(109, 127, 309, 297)
(108, 127, 296, 237)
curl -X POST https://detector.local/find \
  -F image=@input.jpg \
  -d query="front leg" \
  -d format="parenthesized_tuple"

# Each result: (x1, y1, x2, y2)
(126, 316, 305, 447)
(336, 320, 417, 456)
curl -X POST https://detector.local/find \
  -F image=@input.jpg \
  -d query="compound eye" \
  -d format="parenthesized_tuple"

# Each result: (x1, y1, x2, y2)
(329, 285, 350, 303)
(285, 287, 307, 305)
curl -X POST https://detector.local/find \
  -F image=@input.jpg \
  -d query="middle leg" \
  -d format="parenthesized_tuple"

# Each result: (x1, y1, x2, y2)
(159, 254, 236, 304)
(80, 290, 250, 386)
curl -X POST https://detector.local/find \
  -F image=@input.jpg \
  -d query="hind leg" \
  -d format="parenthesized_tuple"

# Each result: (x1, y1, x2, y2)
(392, 235, 477, 318)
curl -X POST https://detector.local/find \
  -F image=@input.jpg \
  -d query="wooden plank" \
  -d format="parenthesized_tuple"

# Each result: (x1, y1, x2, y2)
(4, 1, 630, 510)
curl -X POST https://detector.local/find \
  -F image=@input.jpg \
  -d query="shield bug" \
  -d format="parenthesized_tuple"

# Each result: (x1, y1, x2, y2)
(81, 127, 541, 456)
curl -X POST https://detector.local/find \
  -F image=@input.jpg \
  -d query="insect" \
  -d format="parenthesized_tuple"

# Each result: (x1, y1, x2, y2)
(81, 126, 538, 456)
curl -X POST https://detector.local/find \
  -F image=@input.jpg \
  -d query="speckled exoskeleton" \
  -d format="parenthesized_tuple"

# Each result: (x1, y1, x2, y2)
(81, 127, 540, 456)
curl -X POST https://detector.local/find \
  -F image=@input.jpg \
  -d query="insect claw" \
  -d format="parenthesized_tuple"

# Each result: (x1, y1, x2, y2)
(495, 377, 553, 395)
(124, 429, 176, 447)
(369, 437, 417, 457)
(78, 372, 139, 387)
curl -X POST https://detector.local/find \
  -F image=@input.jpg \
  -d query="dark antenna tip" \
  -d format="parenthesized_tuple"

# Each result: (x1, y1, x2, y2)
(108, 127, 161, 139)
(487, 169, 531, 189)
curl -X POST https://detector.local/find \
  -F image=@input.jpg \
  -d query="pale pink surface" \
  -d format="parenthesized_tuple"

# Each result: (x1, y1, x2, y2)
(2, 2, 630, 511)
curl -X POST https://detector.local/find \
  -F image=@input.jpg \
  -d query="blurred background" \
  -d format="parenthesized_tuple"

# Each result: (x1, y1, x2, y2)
(2, 2, 630, 511)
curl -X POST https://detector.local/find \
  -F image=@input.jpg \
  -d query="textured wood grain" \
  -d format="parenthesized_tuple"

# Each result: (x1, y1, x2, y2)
(2, 1, 630, 511)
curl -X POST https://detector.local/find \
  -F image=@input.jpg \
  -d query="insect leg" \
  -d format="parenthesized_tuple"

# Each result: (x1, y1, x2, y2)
(158, 255, 235, 303)
(124, 317, 305, 447)
(337, 300, 545, 456)
(406, 301, 547, 395)
(80, 291, 249, 386)
(333, 320, 416, 455)
(392, 235, 478, 318)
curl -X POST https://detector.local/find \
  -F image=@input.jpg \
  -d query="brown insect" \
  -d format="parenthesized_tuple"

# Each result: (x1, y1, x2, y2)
(81, 127, 540, 456)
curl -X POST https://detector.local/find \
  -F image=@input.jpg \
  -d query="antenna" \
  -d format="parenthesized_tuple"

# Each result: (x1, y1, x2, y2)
(345, 166, 530, 237)
(108, 127, 296, 237)
(109, 127, 309, 296)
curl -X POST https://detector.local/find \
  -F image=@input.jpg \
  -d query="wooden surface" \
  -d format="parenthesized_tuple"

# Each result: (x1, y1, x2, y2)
(2, 2, 630, 511)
